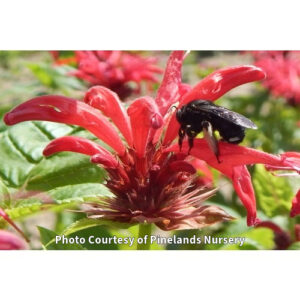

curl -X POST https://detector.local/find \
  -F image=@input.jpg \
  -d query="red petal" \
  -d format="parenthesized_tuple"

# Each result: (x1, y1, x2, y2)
(4, 95, 126, 155)
(0, 230, 27, 250)
(127, 96, 162, 157)
(181, 65, 266, 105)
(167, 139, 287, 168)
(43, 136, 118, 168)
(166, 139, 300, 226)
(84, 86, 133, 146)
(163, 65, 266, 146)
(291, 190, 300, 217)
(155, 51, 187, 116)
(232, 166, 260, 226)
(255, 221, 284, 233)
(90, 153, 119, 169)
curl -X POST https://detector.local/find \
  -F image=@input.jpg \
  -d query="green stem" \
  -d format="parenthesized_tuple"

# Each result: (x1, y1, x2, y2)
(137, 223, 152, 250)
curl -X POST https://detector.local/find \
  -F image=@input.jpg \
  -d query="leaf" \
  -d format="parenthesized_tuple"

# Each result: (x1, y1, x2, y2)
(0, 121, 106, 190)
(27, 63, 85, 92)
(288, 242, 300, 250)
(253, 164, 294, 217)
(27, 152, 106, 191)
(38, 226, 84, 250)
(44, 218, 133, 250)
(63, 218, 135, 237)
(0, 121, 73, 187)
(47, 183, 113, 204)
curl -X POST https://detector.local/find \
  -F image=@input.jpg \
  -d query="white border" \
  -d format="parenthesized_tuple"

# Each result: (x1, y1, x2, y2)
(1, 1, 299, 299)
(1, 251, 300, 299)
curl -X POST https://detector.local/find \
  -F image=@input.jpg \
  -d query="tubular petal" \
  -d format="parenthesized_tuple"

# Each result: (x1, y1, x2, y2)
(127, 96, 162, 157)
(155, 51, 187, 116)
(163, 65, 266, 146)
(43, 136, 118, 167)
(232, 166, 259, 226)
(167, 139, 289, 169)
(4, 95, 126, 155)
(165, 140, 300, 226)
(291, 190, 300, 217)
(181, 65, 266, 105)
(90, 153, 119, 169)
(0, 230, 27, 250)
(84, 86, 133, 146)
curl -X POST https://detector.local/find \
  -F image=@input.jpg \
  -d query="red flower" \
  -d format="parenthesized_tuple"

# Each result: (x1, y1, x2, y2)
(249, 51, 300, 105)
(0, 230, 27, 250)
(66, 51, 163, 99)
(291, 189, 300, 217)
(4, 51, 300, 229)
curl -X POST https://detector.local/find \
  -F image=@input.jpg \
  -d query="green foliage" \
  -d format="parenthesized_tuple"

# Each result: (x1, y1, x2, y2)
(0, 121, 108, 223)
(38, 226, 84, 250)
(253, 165, 293, 217)
(27, 63, 85, 94)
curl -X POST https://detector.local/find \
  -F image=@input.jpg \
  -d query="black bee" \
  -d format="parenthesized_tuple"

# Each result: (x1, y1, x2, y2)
(175, 100, 257, 162)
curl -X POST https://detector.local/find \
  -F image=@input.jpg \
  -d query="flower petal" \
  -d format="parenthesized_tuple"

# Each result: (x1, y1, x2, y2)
(167, 139, 300, 171)
(155, 51, 187, 116)
(43, 136, 118, 169)
(127, 96, 163, 157)
(166, 139, 300, 226)
(181, 65, 266, 105)
(0, 230, 27, 250)
(84, 86, 133, 146)
(163, 65, 266, 146)
(4, 95, 126, 155)
(231, 166, 260, 226)
(291, 190, 300, 217)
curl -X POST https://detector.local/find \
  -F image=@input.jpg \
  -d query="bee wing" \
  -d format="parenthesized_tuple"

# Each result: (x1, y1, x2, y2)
(202, 121, 220, 163)
(191, 101, 257, 129)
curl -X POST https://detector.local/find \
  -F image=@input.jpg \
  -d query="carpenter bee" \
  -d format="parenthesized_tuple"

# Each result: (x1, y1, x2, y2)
(175, 100, 257, 162)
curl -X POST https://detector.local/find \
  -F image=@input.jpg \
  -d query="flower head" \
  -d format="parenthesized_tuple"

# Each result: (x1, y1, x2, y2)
(4, 51, 300, 230)
(63, 51, 163, 99)
(249, 51, 300, 105)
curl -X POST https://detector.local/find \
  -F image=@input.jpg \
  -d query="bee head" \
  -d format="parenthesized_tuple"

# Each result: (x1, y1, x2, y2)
(175, 107, 183, 122)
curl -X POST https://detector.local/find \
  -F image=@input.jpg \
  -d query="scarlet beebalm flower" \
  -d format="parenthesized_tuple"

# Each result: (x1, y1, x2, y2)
(66, 51, 163, 99)
(0, 230, 27, 250)
(249, 51, 300, 105)
(4, 51, 300, 230)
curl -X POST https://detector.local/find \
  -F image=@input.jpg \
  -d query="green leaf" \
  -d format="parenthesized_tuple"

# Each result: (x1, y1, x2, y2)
(0, 121, 73, 187)
(27, 152, 106, 191)
(38, 226, 84, 250)
(27, 63, 85, 92)
(0, 121, 106, 190)
(288, 242, 300, 250)
(253, 164, 294, 217)
(44, 218, 133, 250)
(47, 183, 113, 204)
(63, 218, 135, 237)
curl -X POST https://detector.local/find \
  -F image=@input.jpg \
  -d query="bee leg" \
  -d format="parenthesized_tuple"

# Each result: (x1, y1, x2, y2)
(178, 126, 186, 152)
(186, 126, 197, 155)
(202, 121, 221, 163)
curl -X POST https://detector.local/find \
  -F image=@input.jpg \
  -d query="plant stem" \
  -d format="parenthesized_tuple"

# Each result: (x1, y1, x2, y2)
(137, 223, 152, 250)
